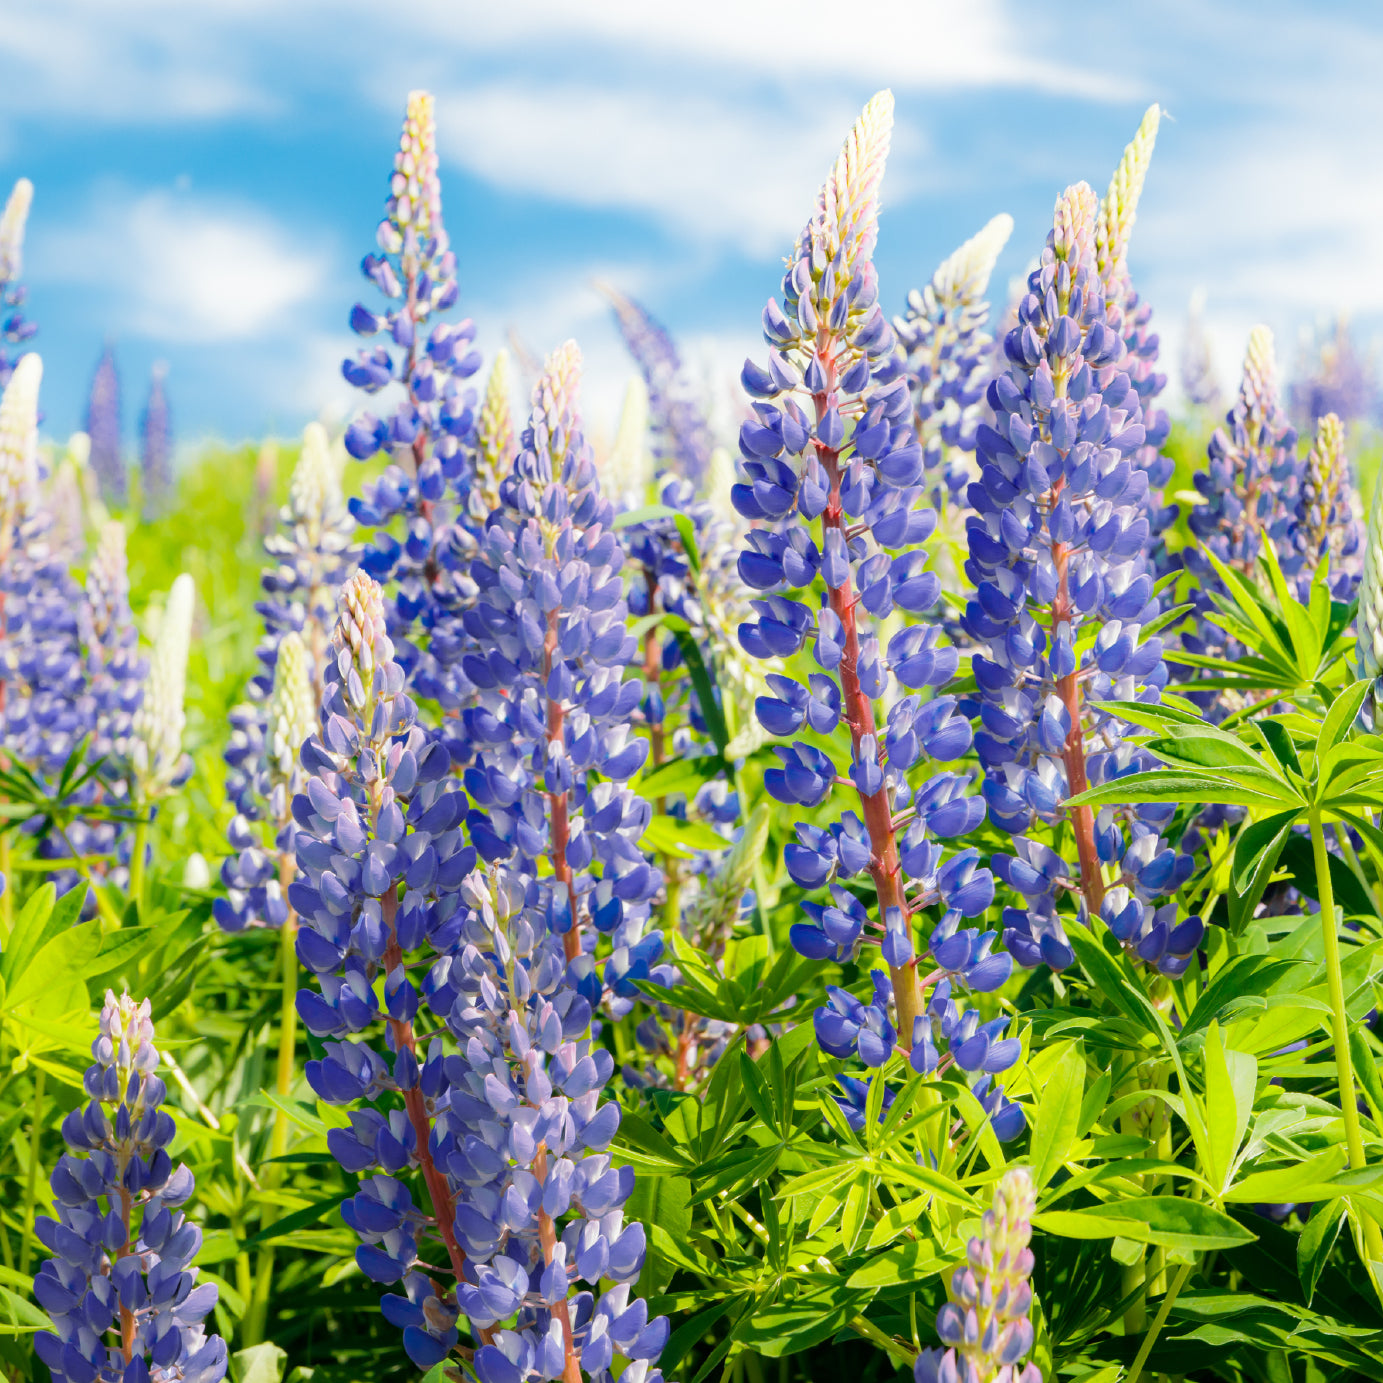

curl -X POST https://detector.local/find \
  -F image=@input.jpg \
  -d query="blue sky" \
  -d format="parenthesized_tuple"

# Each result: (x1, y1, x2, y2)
(2, 0, 1380, 450)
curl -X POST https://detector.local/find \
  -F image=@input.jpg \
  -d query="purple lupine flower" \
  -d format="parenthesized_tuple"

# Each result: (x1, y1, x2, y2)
(291, 572, 478, 1312)
(602, 283, 714, 484)
(32, 991, 227, 1383)
(0, 178, 37, 390)
(139, 362, 172, 520)
(431, 864, 669, 1381)
(966, 181, 1190, 975)
(914, 1168, 1042, 1383)
(895, 212, 1012, 513)
(86, 345, 125, 508)
(1095, 105, 1176, 552)
(461, 342, 665, 1013)
(341, 90, 485, 713)
(1295, 411, 1361, 599)
(1180, 289, 1222, 411)
(733, 92, 1014, 1120)
(1289, 317, 1377, 428)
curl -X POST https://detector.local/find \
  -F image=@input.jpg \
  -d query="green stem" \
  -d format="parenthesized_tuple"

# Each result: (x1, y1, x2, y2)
(848, 1314, 916, 1371)
(0, 831, 11, 937)
(1310, 810, 1383, 1275)
(129, 817, 150, 915)
(1128, 1260, 1192, 1383)
(18, 1067, 46, 1277)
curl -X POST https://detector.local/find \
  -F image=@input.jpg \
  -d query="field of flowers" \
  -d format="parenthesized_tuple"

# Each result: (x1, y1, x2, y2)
(5, 85, 1383, 1383)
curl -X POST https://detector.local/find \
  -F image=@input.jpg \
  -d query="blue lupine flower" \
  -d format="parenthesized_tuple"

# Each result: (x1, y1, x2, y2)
(461, 342, 665, 1013)
(0, 178, 37, 390)
(32, 991, 227, 1383)
(603, 283, 714, 484)
(340, 90, 485, 712)
(1289, 317, 1377, 428)
(964, 180, 1179, 972)
(216, 424, 356, 932)
(895, 212, 1012, 513)
(139, 362, 173, 520)
(85, 345, 125, 508)
(914, 1168, 1042, 1383)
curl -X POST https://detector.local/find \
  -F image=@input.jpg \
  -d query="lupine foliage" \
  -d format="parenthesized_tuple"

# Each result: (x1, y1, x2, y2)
(10, 84, 1383, 1383)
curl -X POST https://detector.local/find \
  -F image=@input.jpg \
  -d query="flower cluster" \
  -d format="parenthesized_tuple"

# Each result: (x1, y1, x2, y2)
(914, 1168, 1041, 1383)
(1295, 411, 1360, 597)
(130, 573, 196, 802)
(895, 212, 1012, 512)
(140, 363, 173, 520)
(469, 348, 518, 526)
(964, 180, 1192, 975)
(604, 284, 714, 484)
(733, 93, 1016, 1133)
(32, 991, 227, 1383)
(461, 341, 665, 1011)
(1179, 289, 1221, 411)
(1289, 317, 1376, 428)
(291, 573, 665, 1379)
(0, 177, 36, 388)
(86, 345, 125, 509)
(1187, 327, 1300, 582)
(342, 90, 485, 710)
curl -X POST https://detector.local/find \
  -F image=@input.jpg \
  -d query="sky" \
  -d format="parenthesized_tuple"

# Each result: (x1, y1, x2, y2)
(1, 0, 1380, 454)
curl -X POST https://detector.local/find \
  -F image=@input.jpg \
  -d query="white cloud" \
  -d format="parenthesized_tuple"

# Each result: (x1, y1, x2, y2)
(38, 189, 330, 342)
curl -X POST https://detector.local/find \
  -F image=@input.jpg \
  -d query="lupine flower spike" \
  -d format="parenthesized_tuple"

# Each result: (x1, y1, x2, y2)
(895, 211, 1013, 512)
(131, 574, 195, 800)
(1180, 289, 1221, 410)
(0, 177, 36, 389)
(1290, 317, 1376, 427)
(967, 182, 1196, 976)
(33, 991, 227, 1383)
(86, 345, 125, 509)
(470, 348, 518, 525)
(914, 1168, 1041, 1383)
(463, 341, 664, 1007)
(1295, 411, 1360, 597)
(140, 362, 173, 520)
(1357, 476, 1383, 720)
(736, 93, 1020, 1130)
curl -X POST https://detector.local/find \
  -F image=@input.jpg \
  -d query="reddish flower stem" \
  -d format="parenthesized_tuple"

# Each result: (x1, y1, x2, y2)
(544, 609, 581, 961)
(534, 1145, 583, 1383)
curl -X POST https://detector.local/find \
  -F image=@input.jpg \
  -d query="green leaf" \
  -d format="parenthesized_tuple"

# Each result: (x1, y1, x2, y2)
(1317, 679, 1372, 758)
(1298, 1204, 1346, 1307)
(1229, 809, 1303, 933)
(1227, 1147, 1350, 1204)
(1034, 1197, 1255, 1250)
(240, 1195, 342, 1248)
(1202, 1020, 1256, 1196)
(3, 918, 104, 1010)
(1181, 955, 1301, 1035)
(1066, 768, 1295, 809)
(0, 1284, 48, 1336)
(664, 617, 730, 756)
(231, 1343, 288, 1383)
(846, 1238, 950, 1288)
(1029, 1042, 1084, 1190)
(636, 756, 727, 801)
(640, 815, 731, 859)
(1278, 834, 1374, 920)
(1350, 1027, 1383, 1131)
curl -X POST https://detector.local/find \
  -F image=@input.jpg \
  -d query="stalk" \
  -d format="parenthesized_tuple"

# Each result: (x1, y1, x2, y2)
(1128, 1259, 1192, 1383)
(17, 1066, 45, 1277)
(129, 814, 149, 914)
(543, 609, 581, 962)
(1310, 809, 1383, 1275)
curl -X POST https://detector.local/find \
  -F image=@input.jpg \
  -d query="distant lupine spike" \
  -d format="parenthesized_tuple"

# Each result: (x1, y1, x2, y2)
(0, 177, 36, 390)
(1186, 326, 1301, 593)
(1359, 479, 1383, 733)
(914, 1168, 1042, 1383)
(0, 348, 41, 544)
(895, 212, 1013, 510)
(140, 361, 173, 520)
(965, 182, 1190, 975)
(600, 375, 653, 510)
(1289, 317, 1377, 428)
(1180, 288, 1222, 410)
(462, 342, 665, 1009)
(342, 90, 485, 713)
(1296, 411, 1361, 596)
(601, 283, 714, 483)
(86, 345, 125, 508)
(131, 573, 195, 797)
(469, 347, 517, 524)
(734, 93, 1016, 1128)
(32, 990, 227, 1383)
(1096, 106, 1175, 552)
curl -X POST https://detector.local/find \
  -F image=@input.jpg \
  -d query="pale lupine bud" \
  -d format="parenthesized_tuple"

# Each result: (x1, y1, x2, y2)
(381, 90, 445, 266)
(681, 804, 770, 953)
(0, 351, 40, 542)
(601, 375, 653, 508)
(1180, 288, 1222, 410)
(334, 569, 390, 699)
(132, 572, 195, 796)
(289, 421, 347, 545)
(818, 89, 893, 273)
(1096, 104, 1160, 296)
(1357, 479, 1383, 684)
(0, 177, 33, 285)
(470, 347, 516, 522)
(915, 1168, 1042, 1383)
(265, 630, 316, 783)
(1297, 411, 1360, 588)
